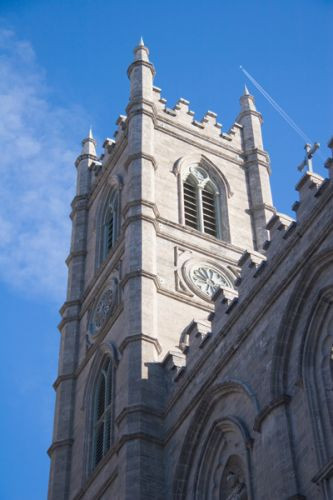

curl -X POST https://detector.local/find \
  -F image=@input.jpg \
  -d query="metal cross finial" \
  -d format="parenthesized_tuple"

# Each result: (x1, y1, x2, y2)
(297, 142, 320, 173)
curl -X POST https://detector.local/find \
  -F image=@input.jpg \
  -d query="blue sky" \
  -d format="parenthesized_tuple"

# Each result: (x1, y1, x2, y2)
(0, 1, 332, 498)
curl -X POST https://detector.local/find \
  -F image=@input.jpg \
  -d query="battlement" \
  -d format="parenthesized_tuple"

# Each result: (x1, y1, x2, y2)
(152, 85, 241, 147)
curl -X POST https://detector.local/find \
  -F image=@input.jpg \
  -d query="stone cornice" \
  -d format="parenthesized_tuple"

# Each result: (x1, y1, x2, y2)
(157, 216, 246, 259)
(236, 109, 263, 124)
(124, 151, 157, 170)
(118, 334, 162, 355)
(59, 299, 81, 316)
(47, 438, 74, 457)
(115, 404, 163, 427)
(127, 59, 156, 78)
(65, 250, 87, 266)
(122, 199, 160, 219)
(116, 431, 163, 452)
(75, 153, 97, 168)
(58, 313, 80, 331)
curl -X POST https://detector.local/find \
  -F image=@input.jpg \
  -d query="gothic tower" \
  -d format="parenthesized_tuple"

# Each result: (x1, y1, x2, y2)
(48, 40, 276, 499)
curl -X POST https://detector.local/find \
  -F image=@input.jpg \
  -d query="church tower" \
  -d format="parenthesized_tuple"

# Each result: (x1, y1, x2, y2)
(48, 40, 275, 499)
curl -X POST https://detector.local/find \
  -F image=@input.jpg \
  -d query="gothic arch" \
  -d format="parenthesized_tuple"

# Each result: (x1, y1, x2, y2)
(81, 341, 120, 477)
(173, 153, 231, 241)
(173, 153, 232, 198)
(82, 340, 120, 412)
(173, 380, 258, 499)
(271, 249, 333, 399)
(94, 175, 123, 268)
(271, 250, 333, 498)
(194, 418, 252, 500)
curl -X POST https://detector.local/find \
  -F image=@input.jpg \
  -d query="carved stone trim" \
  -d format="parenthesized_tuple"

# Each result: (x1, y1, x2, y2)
(124, 151, 157, 170)
(253, 394, 291, 432)
(118, 334, 162, 355)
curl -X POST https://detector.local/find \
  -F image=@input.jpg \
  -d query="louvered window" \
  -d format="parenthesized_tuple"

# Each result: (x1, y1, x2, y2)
(106, 212, 114, 252)
(93, 359, 113, 468)
(183, 168, 220, 238)
(100, 190, 120, 264)
(184, 181, 198, 229)
(202, 187, 217, 236)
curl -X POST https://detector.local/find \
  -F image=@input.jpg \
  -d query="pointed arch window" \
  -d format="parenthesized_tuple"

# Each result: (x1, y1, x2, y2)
(92, 358, 113, 468)
(183, 166, 221, 238)
(99, 190, 120, 264)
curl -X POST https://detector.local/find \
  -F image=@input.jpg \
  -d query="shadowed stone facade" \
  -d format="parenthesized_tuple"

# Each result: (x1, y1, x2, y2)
(48, 40, 333, 500)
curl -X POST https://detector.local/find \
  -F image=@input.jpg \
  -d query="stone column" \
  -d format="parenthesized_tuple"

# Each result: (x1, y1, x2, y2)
(48, 133, 96, 500)
(117, 40, 164, 499)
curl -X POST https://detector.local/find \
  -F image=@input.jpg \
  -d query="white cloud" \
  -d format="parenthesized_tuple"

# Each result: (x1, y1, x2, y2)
(0, 28, 89, 301)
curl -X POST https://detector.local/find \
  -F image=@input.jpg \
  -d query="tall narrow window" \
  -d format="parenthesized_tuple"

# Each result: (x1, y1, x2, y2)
(92, 358, 113, 468)
(183, 166, 220, 238)
(99, 190, 120, 264)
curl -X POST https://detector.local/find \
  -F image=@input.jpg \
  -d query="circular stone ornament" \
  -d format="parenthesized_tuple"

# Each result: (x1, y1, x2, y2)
(91, 288, 113, 333)
(189, 265, 232, 298)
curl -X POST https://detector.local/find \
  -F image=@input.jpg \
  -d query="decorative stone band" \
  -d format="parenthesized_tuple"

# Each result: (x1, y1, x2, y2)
(75, 153, 97, 167)
(127, 59, 156, 79)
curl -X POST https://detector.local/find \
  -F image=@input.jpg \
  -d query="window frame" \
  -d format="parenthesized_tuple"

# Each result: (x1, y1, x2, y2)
(91, 357, 114, 469)
(182, 165, 224, 239)
(96, 186, 121, 268)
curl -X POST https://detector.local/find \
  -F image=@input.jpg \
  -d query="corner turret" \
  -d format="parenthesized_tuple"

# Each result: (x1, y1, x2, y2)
(237, 86, 275, 250)
(127, 37, 155, 101)
(75, 128, 97, 195)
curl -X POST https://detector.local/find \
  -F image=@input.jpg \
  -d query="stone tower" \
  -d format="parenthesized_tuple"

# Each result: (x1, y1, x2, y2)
(47, 39, 295, 499)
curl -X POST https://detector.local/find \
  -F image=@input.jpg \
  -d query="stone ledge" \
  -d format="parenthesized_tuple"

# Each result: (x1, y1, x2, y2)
(47, 438, 74, 457)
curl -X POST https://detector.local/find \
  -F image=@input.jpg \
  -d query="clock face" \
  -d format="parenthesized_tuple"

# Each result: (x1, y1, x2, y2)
(190, 265, 231, 298)
(92, 288, 113, 332)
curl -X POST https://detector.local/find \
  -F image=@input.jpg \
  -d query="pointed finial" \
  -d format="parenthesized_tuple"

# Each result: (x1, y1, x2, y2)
(133, 37, 150, 62)
(79, 127, 97, 157)
(244, 84, 250, 96)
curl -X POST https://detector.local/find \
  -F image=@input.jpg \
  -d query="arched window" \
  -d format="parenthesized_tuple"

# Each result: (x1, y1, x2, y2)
(98, 190, 120, 264)
(183, 166, 221, 238)
(92, 358, 113, 468)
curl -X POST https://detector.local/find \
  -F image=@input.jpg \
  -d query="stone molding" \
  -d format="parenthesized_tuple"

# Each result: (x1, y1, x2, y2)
(118, 333, 162, 355)
(127, 59, 155, 78)
(312, 457, 333, 484)
(47, 438, 74, 457)
(75, 153, 97, 168)
(115, 404, 163, 427)
(53, 372, 75, 390)
(124, 151, 157, 170)
(253, 394, 291, 432)
(122, 198, 160, 218)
